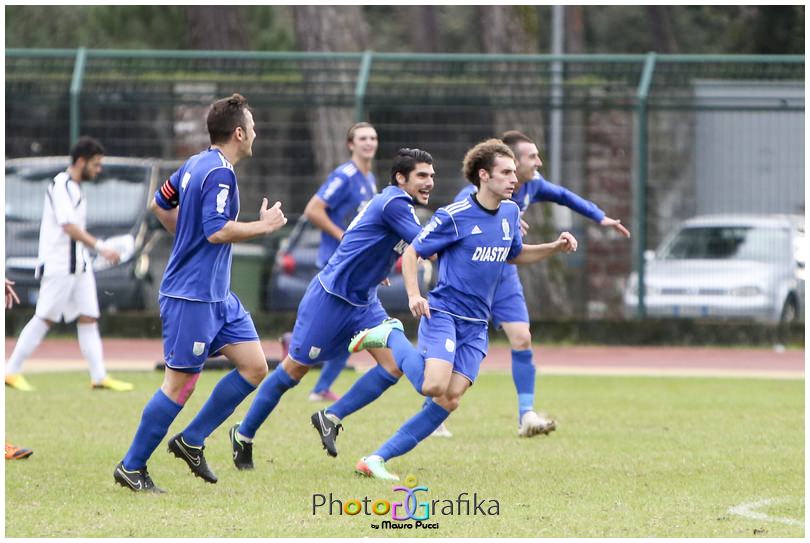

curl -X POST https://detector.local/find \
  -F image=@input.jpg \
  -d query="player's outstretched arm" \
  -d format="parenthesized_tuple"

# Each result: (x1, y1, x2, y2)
(509, 231, 577, 265)
(62, 223, 120, 264)
(207, 199, 287, 244)
(304, 194, 344, 242)
(150, 197, 179, 234)
(402, 245, 430, 319)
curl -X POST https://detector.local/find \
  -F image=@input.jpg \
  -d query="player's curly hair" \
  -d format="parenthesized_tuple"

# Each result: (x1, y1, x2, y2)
(461, 139, 515, 187)
(207, 93, 251, 145)
(390, 148, 433, 186)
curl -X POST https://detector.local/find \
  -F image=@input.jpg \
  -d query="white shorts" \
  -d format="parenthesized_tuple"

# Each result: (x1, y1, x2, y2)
(35, 272, 100, 322)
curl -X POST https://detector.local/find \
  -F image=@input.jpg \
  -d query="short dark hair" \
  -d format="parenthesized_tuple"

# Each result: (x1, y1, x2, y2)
(462, 139, 515, 187)
(500, 130, 535, 156)
(346, 122, 375, 143)
(390, 148, 433, 186)
(70, 136, 105, 164)
(207, 93, 251, 145)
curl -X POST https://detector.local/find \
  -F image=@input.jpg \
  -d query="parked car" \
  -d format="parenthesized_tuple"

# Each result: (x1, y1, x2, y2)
(266, 213, 435, 312)
(624, 214, 804, 324)
(5, 156, 179, 311)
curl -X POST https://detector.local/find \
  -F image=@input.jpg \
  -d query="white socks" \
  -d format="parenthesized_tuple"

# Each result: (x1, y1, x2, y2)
(77, 322, 107, 383)
(5, 316, 49, 374)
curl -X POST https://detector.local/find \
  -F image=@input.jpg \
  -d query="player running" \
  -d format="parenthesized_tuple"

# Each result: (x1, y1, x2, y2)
(300, 122, 379, 402)
(114, 94, 287, 492)
(338, 139, 577, 480)
(435, 130, 631, 438)
(228, 148, 435, 469)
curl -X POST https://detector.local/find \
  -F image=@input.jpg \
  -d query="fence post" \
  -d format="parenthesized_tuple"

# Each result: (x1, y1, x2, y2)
(634, 51, 656, 318)
(354, 49, 373, 122)
(69, 47, 87, 146)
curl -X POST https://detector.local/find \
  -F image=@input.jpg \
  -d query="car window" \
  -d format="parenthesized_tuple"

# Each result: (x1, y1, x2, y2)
(5, 164, 150, 225)
(660, 226, 790, 263)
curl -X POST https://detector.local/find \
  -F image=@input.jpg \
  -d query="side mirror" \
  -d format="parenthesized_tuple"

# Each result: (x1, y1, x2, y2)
(644, 250, 655, 262)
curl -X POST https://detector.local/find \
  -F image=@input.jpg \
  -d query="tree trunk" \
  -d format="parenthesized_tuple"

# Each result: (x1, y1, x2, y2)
(293, 6, 369, 179)
(478, 6, 573, 318)
(183, 6, 249, 50)
(645, 6, 680, 54)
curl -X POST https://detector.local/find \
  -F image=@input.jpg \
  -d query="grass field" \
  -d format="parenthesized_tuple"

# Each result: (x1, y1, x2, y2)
(5, 369, 804, 537)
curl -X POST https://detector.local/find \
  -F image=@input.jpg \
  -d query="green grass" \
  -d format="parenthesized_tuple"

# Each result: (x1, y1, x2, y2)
(5, 370, 804, 537)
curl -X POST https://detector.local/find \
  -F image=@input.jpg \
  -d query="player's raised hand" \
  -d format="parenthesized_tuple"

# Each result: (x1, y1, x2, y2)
(557, 231, 578, 253)
(260, 199, 287, 233)
(409, 294, 431, 319)
(601, 216, 631, 238)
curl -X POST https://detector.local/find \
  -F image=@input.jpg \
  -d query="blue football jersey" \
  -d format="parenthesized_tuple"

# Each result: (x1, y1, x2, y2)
(315, 160, 377, 268)
(317, 185, 423, 306)
(155, 148, 239, 302)
(455, 172, 605, 220)
(411, 194, 523, 321)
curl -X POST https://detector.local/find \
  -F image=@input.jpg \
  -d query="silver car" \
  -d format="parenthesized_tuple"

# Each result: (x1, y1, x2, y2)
(624, 214, 804, 324)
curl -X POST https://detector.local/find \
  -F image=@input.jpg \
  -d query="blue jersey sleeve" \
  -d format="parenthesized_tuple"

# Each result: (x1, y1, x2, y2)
(316, 172, 350, 209)
(411, 210, 458, 258)
(155, 169, 181, 210)
(201, 168, 237, 239)
(530, 175, 605, 223)
(381, 197, 423, 242)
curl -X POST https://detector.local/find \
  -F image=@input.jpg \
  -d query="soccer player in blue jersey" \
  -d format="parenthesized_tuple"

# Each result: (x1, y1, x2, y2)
(227, 148, 435, 469)
(113, 94, 287, 492)
(347, 139, 578, 480)
(436, 130, 631, 438)
(299, 122, 379, 402)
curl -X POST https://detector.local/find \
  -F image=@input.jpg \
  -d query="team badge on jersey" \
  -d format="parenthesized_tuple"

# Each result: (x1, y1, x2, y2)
(192, 342, 206, 356)
(309, 346, 322, 360)
(444, 338, 456, 353)
(501, 218, 511, 240)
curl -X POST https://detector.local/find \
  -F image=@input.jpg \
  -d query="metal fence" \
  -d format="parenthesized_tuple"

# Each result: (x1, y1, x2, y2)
(5, 49, 805, 322)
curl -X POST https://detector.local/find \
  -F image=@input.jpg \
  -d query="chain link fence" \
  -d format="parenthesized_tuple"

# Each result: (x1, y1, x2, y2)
(5, 49, 804, 322)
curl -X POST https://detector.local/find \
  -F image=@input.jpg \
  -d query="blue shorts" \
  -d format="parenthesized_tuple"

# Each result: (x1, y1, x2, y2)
(159, 293, 259, 373)
(417, 310, 488, 384)
(288, 277, 389, 365)
(491, 264, 529, 328)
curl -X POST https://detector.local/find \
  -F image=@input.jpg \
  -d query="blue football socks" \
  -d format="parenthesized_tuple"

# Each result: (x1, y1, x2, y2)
(327, 364, 399, 420)
(238, 365, 299, 439)
(374, 400, 450, 461)
(122, 388, 182, 470)
(182, 369, 257, 447)
(387, 329, 426, 395)
(312, 351, 350, 394)
(511, 349, 536, 422)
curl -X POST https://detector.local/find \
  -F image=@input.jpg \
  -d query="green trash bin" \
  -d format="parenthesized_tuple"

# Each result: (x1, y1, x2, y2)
(230, 243, 266, 313)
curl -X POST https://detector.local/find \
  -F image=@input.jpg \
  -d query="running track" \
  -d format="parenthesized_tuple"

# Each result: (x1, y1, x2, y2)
(4, 338, 804, 379)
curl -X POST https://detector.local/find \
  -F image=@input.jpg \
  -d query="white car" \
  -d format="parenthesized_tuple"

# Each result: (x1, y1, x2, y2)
(624, 214, 804, 324)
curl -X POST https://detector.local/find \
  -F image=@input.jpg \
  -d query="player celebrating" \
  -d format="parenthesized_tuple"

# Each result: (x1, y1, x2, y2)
(5, 136, 132, 392)
(438, 130, 631, 438)
(345, 139, 577, 480)
(299, 122, 379, 402)
(114, 94, 287, 492)
(229, 148, 435, 469)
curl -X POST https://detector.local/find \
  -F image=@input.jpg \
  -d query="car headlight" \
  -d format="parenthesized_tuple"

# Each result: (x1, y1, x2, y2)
(729, 286, 762, 297)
